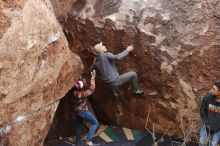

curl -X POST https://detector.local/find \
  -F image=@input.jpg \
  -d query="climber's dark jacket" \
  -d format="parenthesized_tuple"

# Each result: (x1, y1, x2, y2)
(200, 93, 220, 131)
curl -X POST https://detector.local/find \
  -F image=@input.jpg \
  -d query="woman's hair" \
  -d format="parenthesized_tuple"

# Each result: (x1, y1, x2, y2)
(214, 82, 220, 90)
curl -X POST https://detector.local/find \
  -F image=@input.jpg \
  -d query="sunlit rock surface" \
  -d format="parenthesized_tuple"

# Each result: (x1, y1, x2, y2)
(0, 0, 83, 145)
(53, 0, 220, 138)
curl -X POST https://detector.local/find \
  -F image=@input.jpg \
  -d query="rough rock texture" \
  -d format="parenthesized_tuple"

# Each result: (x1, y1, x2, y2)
(58, 0, 220, 138)
(0, 0, 83, 146)
(50, 0, 77, 26)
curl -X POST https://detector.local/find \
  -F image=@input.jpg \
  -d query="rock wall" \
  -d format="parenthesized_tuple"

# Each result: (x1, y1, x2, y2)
(0, 0, 83, 146)
(50, 0, 77, 26)
(60, 0, 220, 138)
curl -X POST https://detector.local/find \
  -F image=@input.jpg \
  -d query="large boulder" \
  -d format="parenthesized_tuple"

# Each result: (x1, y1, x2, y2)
(50, 0, 77, 26)
(0, 0, 83, 145)
(61, 0, 220, 138)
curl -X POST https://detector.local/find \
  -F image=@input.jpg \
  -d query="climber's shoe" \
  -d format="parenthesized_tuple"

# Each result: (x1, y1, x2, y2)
(133, 88, 144, 95)
(85, 140, 95, 146)
(112, 92, 121, 100)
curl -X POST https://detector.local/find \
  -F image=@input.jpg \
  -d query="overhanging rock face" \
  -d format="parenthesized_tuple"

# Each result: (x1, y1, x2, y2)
(0, 0, 83, 145)
(60, 0, 220, 138)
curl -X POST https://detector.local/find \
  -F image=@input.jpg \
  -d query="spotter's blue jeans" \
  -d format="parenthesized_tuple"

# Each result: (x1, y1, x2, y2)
(75, 110, 98, 144)
(199, 123, 220, 146)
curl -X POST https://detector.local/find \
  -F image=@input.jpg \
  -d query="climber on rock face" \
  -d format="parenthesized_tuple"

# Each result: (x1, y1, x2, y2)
(90, 42, 144, 99)
(199, 82, 220, 146)
(72, 70, 98, 146)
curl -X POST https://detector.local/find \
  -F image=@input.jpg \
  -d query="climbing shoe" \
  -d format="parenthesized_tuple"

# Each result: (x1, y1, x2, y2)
(133, 88, 144, 95)
(112, 92, 120, 100)
(85, 140, 94, 146)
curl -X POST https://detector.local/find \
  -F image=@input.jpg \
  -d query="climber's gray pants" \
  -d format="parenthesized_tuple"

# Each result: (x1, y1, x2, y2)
(108, 71, 138, 96)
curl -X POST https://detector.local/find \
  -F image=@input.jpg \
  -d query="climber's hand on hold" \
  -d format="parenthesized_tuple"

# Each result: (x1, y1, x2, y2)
(126, 46, 133, 52)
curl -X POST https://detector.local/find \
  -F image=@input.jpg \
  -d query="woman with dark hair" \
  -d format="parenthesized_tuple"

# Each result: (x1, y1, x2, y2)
(72, 70, 98, 146)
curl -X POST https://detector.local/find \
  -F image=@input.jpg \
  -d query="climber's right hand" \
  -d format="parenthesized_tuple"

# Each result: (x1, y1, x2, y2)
(91, 70, 96, 79)
(126, 45, 133, 52)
